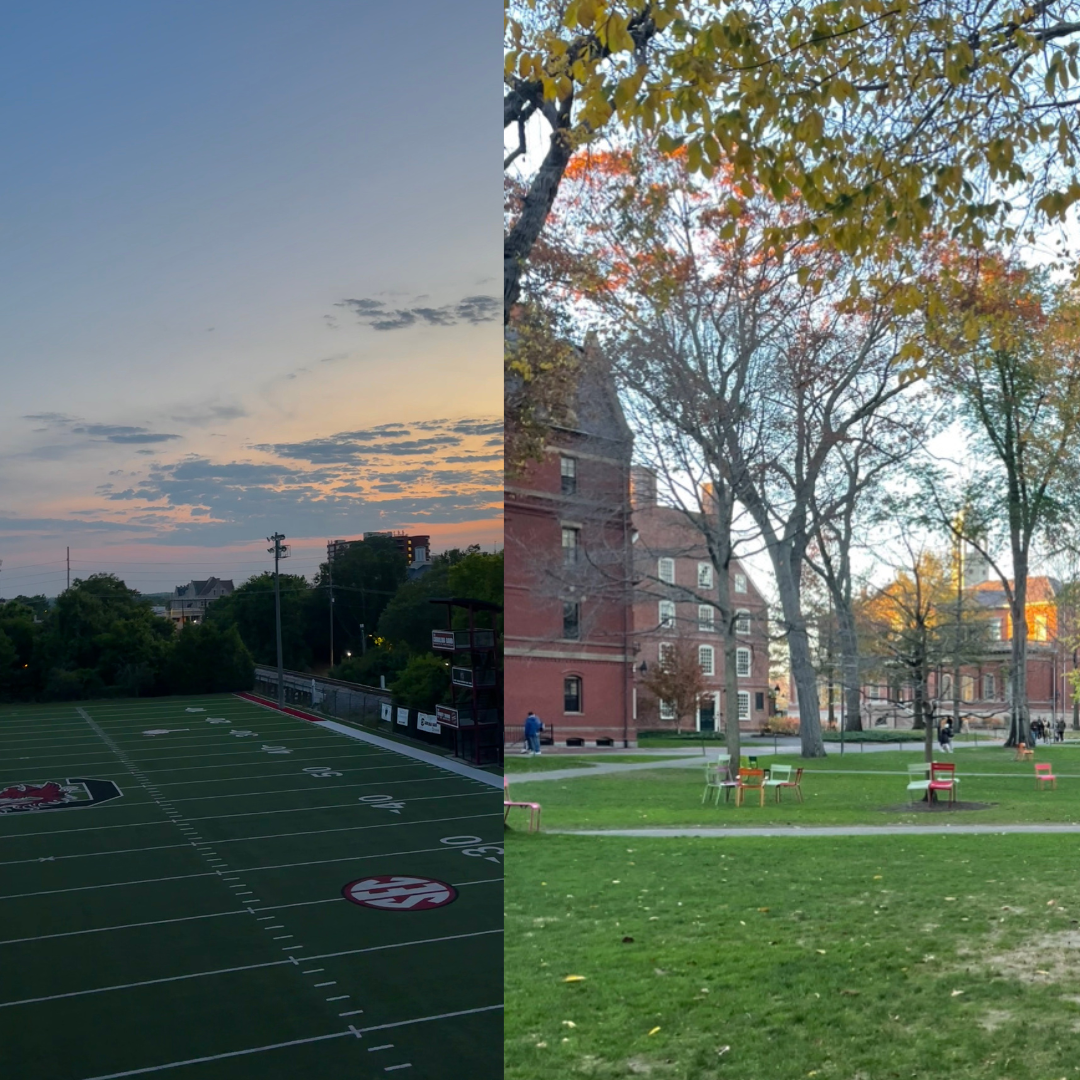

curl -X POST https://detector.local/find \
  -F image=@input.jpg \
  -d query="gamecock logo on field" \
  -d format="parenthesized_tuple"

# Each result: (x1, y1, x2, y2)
(341, 875, 458, 911)
(0, 778, 123, 814)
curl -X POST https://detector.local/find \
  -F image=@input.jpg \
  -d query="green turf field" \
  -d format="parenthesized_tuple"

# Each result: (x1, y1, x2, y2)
(0, 694, 503, 1079)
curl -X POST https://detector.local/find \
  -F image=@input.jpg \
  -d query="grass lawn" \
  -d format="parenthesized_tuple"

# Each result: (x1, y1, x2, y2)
(508, 746, 1080, 829)
(0, 695, 502, 1079)
(505, 831, 1080, 1080)
(506, 756, 685, 775)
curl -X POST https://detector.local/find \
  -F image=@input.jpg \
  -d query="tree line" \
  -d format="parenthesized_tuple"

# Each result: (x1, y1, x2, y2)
(0, 540, 502, 707)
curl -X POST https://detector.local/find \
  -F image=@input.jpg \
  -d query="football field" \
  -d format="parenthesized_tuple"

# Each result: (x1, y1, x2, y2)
(0, 694, 503, 1079)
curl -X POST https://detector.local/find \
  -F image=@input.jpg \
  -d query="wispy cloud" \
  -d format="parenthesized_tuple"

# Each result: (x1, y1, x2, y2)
(335, 294, 499, 331)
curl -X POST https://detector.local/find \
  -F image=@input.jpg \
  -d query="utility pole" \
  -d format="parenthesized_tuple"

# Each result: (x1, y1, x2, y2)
(66, 547, 70, 591)
(328, 558, 335, 669)
(267, 533, 288, 705)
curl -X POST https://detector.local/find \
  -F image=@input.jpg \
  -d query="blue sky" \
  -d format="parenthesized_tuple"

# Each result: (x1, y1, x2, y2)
(0, 1, 501, 596)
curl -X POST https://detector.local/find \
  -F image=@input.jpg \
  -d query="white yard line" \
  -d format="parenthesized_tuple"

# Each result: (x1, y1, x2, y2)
(0, 930, 502, 1010)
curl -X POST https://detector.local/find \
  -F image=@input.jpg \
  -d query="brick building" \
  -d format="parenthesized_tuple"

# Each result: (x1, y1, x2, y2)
(630, 468, 772, 732)
(327, 532, 430, 565)
(504, 354, 636, 747)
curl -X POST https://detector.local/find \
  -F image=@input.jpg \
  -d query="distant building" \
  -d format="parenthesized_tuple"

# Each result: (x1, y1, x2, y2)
(169, 577, 234, 626)
(631, 467, 773, 733)
(327, 532, 430, 565)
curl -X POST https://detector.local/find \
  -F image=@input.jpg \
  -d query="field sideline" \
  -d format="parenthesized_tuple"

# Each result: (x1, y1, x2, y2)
(0, 694, 503, 1079)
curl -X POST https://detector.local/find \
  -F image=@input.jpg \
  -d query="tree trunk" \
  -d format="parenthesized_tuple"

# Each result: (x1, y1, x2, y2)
(1005, 580, 1031, 747)
(836, 603, 863, 731)
(722, 614, 741, 765)
(504, 119, 573, 321)
(1074, 649, 1079, 730)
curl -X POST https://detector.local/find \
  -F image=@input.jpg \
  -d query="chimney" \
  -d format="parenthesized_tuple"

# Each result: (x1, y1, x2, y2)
(631, 466, 657, 509)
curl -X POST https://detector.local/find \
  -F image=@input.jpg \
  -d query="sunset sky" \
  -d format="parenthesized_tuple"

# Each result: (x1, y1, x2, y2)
(0, 1, 500, 597)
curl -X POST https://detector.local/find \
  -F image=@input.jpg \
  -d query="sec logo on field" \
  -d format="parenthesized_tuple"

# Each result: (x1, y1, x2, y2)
(341, 875, 458, 911)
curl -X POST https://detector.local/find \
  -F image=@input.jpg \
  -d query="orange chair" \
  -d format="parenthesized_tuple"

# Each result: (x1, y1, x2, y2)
(504, 775, 542, 832)
(1035, 763, 1057, 790)
(735, 767, 766, 807)
(929, 761, 958, 806)
(1015, 742, 1034, 761)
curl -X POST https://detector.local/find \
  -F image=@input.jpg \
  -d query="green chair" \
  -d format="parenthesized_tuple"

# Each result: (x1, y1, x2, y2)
(764, 764, 792, 801)
(702, 762, 738, 805)
(906, 763, 931, 804)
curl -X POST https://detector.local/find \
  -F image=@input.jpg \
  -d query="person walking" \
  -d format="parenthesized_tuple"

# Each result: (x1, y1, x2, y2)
(1056, 717, 1066, 743)
(938, 717, 954, 754)
(524, 711, 544, 756)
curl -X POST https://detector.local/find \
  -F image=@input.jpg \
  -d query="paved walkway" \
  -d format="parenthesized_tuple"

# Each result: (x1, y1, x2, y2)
(550, 823, 1080, 837)
(511, 741, 1016, 784)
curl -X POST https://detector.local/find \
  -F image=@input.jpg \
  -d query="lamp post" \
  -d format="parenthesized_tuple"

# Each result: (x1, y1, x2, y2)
(267, 533, 288, 705)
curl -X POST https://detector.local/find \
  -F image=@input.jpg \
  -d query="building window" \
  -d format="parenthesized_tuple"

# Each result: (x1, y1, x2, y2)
(940, 674, 952, 698)
(659, 600, 675, 628)
(734, 572, 747, 594)
(738, 691, 750, 720)
(983, 673, 995, 700)
(563, 602, 580, 640)
(961, 674, 975, 702)
(988, 617, 1003, 640)
(562, 526, 579, 565)
(564, 676, 582, 713)
(658, 557, 675, 584)
(698, 605, 715, 632)
(735, 610, 751, 635)
(755, 691, 765, 712)
(1034, 613, 1049, 641)
(658, 642, 674, 668)
(736, 647, 751, 677)
(698, 562, 713, 588)
(699, 645, 714, 676)
(659, 699, 675, 720)
(561, 456, 577, 495)
(869, 684, 882, 700)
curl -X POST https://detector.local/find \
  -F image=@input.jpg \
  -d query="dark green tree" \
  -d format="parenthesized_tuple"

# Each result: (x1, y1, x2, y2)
(206, 573, 312, 669)
(165, 622, 255, 694)
(389, 654, 451, 710)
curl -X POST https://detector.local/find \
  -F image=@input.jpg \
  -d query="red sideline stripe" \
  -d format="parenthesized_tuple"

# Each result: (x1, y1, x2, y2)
(234, 691, 328, 724)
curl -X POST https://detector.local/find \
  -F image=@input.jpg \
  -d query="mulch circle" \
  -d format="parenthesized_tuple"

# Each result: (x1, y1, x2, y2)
(881, 801, 997, 813)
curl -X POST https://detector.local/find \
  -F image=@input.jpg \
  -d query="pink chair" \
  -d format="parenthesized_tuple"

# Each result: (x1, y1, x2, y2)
(1035, 763, 1057, 790)
(929, 761, 957, 806)
(504, 775, 542, 832)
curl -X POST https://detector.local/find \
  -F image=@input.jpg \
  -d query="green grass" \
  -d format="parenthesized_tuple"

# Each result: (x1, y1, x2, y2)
(509, 746, 1080, 829)
(0, 695, 502, 1078)
(506, 831, 1080, 1080)
(506, 755, 685, 774)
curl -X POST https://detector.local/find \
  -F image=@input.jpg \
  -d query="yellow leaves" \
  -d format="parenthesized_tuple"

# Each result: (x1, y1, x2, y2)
(648, 1026, 662, 1036)
(563, 975, 586, 982)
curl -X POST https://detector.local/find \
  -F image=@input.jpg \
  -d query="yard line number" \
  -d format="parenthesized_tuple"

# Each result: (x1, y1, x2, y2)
(440, 834, 502, 865)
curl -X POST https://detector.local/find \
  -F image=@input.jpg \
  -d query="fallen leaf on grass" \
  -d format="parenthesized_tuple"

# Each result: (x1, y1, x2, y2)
(562, 1021, 576, 1028)
(816, 949, 827, 955)
(839, 989, 860, 996)
(945, 896, 957, 901)
(648, 1027, 661, 1036)
(1048, 899, 1057, 906)
(951, 990, 964, 997)
(717, 1046, 730, 1057)
(563, 975, 586, 982)
(536, 1042, 548, 1048)
(1036, 969, 1051, 976)
(758, 907, 770, 913)
(873, 875, 883, 880)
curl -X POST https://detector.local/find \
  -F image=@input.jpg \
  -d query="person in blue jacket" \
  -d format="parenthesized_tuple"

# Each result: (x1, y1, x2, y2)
(524, 711, 544, 755)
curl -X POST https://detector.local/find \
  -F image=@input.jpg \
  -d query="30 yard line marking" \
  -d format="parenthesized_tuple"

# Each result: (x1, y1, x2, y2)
(0, 930, 502, 1008)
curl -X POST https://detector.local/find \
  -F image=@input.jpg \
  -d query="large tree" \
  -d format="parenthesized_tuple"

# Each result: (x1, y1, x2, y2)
(928, 258, 1080, 745)
(506, 0, 1080, 329)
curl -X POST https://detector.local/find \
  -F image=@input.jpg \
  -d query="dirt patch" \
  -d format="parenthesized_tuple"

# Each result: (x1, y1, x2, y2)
(983, 930, 1080, 985)
(978, 1009, 1015, 1032)
(880, 801, 996, 813)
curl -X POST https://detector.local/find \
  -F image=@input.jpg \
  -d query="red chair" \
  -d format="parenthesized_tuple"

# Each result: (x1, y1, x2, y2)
(929, 761, 957, 806)
(735, 768, 766, 807)
(504, 775, 542, 832)
(1035, 763, 1057, 790)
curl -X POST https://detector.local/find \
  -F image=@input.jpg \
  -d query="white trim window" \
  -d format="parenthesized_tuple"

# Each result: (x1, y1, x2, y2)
(988, 617, 1003, 640)
(736, 647, 751, 677)
(734, 572, 747, 594)
(658, 642, 674, 668)
(560, 456, 577, 495)
(659, 600, 676, 628)
(658, 557, 675, 584)
(562, 526, 580, 565)
(735, 609, 751, 635)
(698, 562, 713, 588)
(698, 604, 715, 632)
(659, 699, 675, 720)
(699, 645, 715, 675)
(737, 691, 750, 720)
(983, 673, 996, 700)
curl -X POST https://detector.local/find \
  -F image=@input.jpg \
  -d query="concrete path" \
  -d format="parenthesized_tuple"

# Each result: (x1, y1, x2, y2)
(510, 740, 1016, 784)
(549, 823, 1080, 837)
